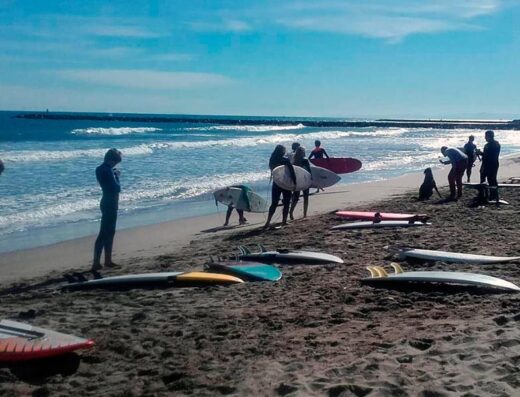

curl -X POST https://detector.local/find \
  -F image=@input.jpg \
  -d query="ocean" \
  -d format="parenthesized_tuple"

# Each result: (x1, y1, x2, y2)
(1, 111, 519, 253)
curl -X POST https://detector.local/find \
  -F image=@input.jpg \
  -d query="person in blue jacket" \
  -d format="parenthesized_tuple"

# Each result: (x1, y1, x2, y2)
(92, 148, 122, 271)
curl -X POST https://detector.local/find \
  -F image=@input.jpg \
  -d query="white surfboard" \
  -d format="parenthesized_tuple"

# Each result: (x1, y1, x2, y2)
(464, 183, 520, 189)
(272, 165, 312, 191)
(364, 265, 520, 292)
(213, 187, 267, 212)
(310, 166, 341, 188)
(398, 248, 520, 264)
(332, 221, 431, 230)
(237, 245, 343, 264)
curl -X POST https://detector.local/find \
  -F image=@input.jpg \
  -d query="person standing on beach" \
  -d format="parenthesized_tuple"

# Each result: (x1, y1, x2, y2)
(477, 130, 501, 200)
(287, 142, 300, 163)
(289, 146, 311, 220)
(264, 145, 294, 228)
(308, 140, 329, 160)
(92, 148, 122, 271)
(440, 146, 468, 200)
(223, 185, 249, 226)
(0, 159, 4, 175)
(463, 135, 479, 182)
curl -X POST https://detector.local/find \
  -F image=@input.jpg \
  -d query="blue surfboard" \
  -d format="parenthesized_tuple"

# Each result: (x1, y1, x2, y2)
(207, 261, 282, 282)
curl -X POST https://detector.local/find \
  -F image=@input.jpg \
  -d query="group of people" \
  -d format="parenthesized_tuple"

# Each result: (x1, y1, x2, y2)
(440, 130, 501, 201)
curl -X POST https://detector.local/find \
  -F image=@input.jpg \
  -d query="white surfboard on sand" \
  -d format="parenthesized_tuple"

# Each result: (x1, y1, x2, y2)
(272, 165, 312, 191)
(213, 187, 267, 212)
(310, 166, 341, 188)
(364, 264, 520, 292)
(332, 221, 431, 230)
(398, 248, 520, 264)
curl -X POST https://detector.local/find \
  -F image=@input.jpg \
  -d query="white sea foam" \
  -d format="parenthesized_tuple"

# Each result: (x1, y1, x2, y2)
(70, 127, 162, 136)
(187, 123, 306, 132)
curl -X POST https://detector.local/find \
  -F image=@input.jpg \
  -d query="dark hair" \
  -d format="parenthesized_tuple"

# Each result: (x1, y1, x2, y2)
(104, 148, 122, 164)
(441, 146, 448, 152)
(469, 135, 474, 140)
(485, 130, 494, 138)
(314, 140, 321, 147)
(291, 142, 300, 151)
(293, 146, 306, 166)
(269, 145, 286, 170)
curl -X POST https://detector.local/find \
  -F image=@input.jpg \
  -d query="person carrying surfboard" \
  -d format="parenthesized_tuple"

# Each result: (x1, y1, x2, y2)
(440, 146, 468, 201)
(92, 148, 122, 271)
(223, 185, 249, 226)
(289, 146, 311, 220)
(308, 140, 329, 160)
(264, 145, 296, 228)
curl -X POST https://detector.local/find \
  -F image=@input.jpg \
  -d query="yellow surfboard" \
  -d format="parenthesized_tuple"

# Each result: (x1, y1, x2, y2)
(175, 272, 243, 285)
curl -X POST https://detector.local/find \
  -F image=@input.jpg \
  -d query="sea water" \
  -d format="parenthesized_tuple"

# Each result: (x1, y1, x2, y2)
(1, 111, 519, 253)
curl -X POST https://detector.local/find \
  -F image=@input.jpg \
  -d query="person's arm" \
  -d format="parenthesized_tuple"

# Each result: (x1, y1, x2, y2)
(439, 158, 451, 165)
(322, 149, 330, 159)
(99, 165, 121, 195)
(308, 151, 315, 160)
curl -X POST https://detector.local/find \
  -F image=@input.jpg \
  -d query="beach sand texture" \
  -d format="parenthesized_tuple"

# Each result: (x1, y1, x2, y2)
(1, 158, 520, 395)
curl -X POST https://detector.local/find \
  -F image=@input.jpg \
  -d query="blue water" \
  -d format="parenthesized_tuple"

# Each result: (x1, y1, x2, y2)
(1, 110, 519, 253)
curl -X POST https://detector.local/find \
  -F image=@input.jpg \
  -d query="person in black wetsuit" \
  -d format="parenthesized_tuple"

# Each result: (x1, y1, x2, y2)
(477, 130, 501, 200)
(92, 148, 122, 271)
(463, 135, 479, 182)
(290, 146, 311, 219)
(264, 145, 295, 228)
(0, 159, 4, 175)
(308, 140, 329, 160)
(224, 185, 248, 226)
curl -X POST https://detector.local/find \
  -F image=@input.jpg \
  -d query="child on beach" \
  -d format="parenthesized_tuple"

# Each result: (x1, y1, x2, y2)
(290, 147, 311, 219)
(463, 135, 479, 182)
(308, 140, 329, 160)
(224, 185, 249, 226)
(92, 148, 122, 271)
(264, 145, 295, 228)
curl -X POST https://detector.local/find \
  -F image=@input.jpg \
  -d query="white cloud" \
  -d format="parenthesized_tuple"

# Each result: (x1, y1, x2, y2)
(190, 19, 253, 33)
(57, 69, 234, 90)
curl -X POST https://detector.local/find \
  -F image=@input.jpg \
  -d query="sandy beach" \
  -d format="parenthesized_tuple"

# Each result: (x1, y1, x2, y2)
(2, 156, 520, 396)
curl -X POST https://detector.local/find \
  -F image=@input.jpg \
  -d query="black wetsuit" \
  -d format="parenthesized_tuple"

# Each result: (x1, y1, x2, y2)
(268, 157, 293, 219)
(308, 147, 327, 159)
(93, 162, 120, 262)
(481, 140, 500, 186)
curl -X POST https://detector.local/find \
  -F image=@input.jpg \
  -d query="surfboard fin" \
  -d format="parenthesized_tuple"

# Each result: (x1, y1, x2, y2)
(257, 244, 266, 253)
(366, 266, 379, 278)
(390, 262, 404, 274)
(373, 266, 389, 277)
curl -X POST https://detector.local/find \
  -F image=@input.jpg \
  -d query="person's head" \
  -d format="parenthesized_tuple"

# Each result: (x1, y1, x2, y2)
(293, 146, 306, 165)
(469, 135, 474, 142)
(441, 146, 448, 155)
(0, 159, 4, 175)
(314, 140, 321, 148)
(104, 148, 122, 166)
(485, 130, 494, 142)
(291, 142, 300, 152)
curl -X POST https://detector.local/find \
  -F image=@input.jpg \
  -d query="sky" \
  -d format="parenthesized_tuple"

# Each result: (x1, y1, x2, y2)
(0, 0, 519, 118)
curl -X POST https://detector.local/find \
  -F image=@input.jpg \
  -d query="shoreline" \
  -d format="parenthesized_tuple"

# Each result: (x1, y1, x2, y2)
(2, 152, 519, 285)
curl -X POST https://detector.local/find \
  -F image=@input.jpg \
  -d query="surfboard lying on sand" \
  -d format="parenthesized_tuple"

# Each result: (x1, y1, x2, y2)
(332, 221, 431, 230)
(0, 320, 94, 362)
(237, 245, 343, 265)
(63, 271, 243, 291)
(363, 263, 520, 292)
(464, 182, 520, 189)
(309, 166, 341, 189)
(272, 165, 312, 191)
(336, 211, 429, 222)
(398, 248, 520, 264)
(213, 187, 267, 212)
(206, 261, 282, 282)
(309, 158, 362, 174)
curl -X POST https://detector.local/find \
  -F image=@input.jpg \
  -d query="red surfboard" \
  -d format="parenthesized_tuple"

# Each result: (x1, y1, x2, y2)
(309, 158, 362, 174)
(0, 320, 94, 362)
(336, 211, 429, 221)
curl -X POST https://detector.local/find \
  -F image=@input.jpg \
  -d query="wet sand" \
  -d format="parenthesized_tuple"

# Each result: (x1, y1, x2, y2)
(2, 157, 520, 396)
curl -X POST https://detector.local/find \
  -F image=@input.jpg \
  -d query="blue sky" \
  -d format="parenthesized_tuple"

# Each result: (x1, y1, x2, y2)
(0, 0, 519, 118)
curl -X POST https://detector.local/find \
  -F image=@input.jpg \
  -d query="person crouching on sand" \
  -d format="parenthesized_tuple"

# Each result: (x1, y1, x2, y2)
(92, 148, 122, 271)
(440, 146, 468, 201)
(264, 145, 295, 228)
(290, 146, 311, 219)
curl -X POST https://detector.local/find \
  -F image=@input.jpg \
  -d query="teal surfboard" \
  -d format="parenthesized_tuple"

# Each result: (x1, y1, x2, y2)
(207, 261, 282, 282)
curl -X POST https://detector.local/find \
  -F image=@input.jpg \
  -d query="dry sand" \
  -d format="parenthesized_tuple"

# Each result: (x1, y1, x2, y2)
(2, 157, 520, 396)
